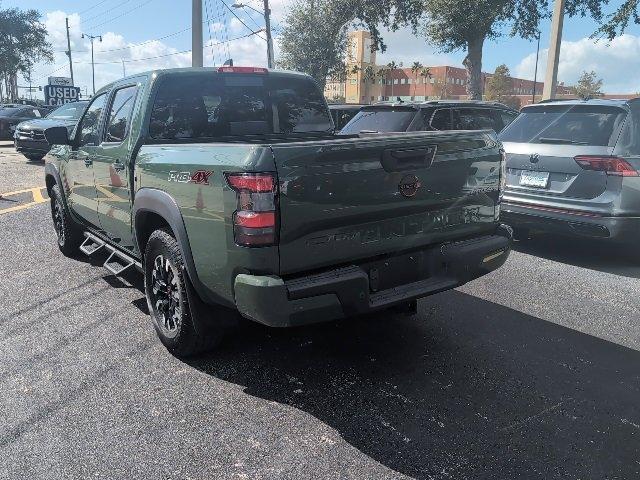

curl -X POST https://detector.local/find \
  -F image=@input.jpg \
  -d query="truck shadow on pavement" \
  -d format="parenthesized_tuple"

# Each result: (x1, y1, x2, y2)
(513, 233, 640, 279)
(190, 290, 640, 479)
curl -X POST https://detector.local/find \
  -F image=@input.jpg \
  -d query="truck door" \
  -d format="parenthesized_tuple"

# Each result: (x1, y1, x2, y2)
(93, 84, 138, 249)
(65, 92, 108, 227)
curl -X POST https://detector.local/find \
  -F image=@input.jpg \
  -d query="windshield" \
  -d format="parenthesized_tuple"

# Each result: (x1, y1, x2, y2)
(340, 108, 416, 134)
(499, 104, 627, 146)
(47, 102, 87, 120)
(149, 73, 332, 140)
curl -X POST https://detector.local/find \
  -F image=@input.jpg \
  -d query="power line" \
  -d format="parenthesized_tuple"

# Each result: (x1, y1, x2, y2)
(75, 30, 263, 65)
(86, 0, 154, 30)
(220, 0, 266, 41)
(204, 0, 216, 66)
(78, 0, 112, 15)
(83, 0, 131, 24)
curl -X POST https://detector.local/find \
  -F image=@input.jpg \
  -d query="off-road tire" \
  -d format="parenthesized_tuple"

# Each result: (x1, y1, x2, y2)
(144, 228, 222, 357)
(50, 184, 84, 256)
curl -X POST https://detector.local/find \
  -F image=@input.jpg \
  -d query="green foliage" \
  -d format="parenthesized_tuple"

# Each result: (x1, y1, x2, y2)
(0, 8, 52, 81)
(277, 0, 353, 89)
(572, 70, 604, 99)
(484, 64, 521, 109)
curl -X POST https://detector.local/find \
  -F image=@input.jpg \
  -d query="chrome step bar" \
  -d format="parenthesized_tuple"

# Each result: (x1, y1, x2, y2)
(80, 232, 142, 276)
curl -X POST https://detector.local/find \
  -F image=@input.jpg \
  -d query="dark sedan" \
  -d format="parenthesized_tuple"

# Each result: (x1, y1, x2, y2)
(0, 106, 51, 141)
(13, 101, 88, 161)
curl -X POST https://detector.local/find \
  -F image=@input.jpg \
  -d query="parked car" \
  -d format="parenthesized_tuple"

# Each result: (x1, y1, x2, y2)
(44, 67, 511, 356)
(14, 101, 88, 161)
(499, 98, 640, 242)
(328, 104, 366, 130)
(339, 100, 519, 135)
(0, 105, 51, 141)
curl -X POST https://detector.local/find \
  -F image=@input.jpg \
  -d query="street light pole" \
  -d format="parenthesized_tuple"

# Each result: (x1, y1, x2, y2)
(543, 0, 565, 100)
(192, 0, 204, 67)
(82, 33, 102, 95)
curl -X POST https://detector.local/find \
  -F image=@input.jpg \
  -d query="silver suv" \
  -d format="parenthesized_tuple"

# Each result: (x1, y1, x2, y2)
(499, 99, 640, 242)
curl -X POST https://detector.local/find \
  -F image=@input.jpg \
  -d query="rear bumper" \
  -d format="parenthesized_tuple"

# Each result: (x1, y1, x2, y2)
(234, 225, 512, 327)
(501, 201, 640, 241)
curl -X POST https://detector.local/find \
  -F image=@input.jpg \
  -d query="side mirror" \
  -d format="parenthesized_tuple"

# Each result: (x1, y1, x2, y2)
(44, 126, 71, 146)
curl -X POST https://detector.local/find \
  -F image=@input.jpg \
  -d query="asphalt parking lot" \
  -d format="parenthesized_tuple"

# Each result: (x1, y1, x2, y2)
(1, 145, 639, 479)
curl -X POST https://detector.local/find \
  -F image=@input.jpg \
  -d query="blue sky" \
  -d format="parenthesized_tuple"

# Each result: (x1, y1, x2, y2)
(3, 0, 640, 97)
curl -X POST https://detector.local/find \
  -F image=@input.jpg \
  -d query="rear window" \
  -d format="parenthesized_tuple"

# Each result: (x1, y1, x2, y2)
(149, 73, 332, 140)
(499, 104, 627, 146)
(340, 108, 416, 134)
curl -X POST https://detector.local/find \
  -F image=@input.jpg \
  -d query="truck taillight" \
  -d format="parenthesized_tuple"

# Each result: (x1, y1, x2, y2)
(226, 172, 277, 247)
(574, 156, 639, 177)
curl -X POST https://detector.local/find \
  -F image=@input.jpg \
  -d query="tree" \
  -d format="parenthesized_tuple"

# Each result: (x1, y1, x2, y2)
(0, 7, 52, 101)
(411, 61, 423, 98)
(572, 70, 603, 99)
(376, 65, 389, 99)
(387, 61, 398, 99)
(349, 0, 624, 100)
(419, 66, 431, 99)
(484, 64, 521, 109)
(278, 0, 353, 90)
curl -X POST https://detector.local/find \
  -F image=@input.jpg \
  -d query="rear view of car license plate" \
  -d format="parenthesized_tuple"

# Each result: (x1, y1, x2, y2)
(520, 170, 549, 188)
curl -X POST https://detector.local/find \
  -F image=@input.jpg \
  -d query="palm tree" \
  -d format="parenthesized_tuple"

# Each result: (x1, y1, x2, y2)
(363, 65, 376, 103)
(376, 66, 389, 100)
(387, 61, 398, 99)
(411, 62, 423, 99)
(420, 67, 432, 99)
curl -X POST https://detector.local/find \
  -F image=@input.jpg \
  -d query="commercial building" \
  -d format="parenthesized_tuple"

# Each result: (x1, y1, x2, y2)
(325, 31, 572, 107)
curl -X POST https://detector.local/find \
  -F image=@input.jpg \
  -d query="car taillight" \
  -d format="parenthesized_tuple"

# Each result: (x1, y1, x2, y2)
(226, 172, 277, 247)
(574, 156, 639, 177)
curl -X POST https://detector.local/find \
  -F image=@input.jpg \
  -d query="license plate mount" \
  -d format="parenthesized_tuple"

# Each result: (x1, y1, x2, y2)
(520, 170, 549, 188)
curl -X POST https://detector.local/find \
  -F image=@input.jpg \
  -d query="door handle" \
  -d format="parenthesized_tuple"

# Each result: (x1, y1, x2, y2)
(113, 160, 125, 172)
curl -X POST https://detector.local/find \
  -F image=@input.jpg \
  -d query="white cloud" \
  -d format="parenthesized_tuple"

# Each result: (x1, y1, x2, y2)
(375, 27, 457, 68)
(515, 34, 640, 93)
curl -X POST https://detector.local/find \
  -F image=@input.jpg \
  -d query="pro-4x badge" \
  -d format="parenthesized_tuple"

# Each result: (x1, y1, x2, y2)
(168, 170, 213, 185)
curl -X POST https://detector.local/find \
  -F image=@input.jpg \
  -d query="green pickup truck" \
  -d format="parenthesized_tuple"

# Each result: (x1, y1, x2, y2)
(44, 67, 512, 356)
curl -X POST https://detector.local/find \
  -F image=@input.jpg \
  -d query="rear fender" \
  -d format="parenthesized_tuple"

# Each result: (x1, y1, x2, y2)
(132, 189, 236, 326)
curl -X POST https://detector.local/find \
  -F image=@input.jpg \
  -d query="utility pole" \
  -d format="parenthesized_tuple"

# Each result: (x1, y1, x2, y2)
(263, 0, 274, 68)
(232, 2, 274, 68)
(65, 17, 75, 85)
(543, 0, 565, 100)
(192, 0, 203, 67)
(82, 33, 102, 95)
(122, 59, 126, 77)
(532, 32, 541, 104)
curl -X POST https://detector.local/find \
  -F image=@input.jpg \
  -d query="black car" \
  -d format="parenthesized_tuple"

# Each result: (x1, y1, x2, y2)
(0, 106, 51, 141)
(339, 100, 519, 135)
(328, 104, 367, 130)
(13, 101, 88, 161)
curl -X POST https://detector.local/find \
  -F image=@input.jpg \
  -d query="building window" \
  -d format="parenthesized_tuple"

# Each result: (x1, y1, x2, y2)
(393, 79, 399, 85)
(349, 79, 357, 85)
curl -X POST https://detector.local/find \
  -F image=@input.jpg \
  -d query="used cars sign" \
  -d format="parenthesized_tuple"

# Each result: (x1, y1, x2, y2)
(44, 77, 81, 106)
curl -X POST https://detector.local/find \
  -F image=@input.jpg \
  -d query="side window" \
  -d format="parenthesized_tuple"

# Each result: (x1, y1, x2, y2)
(78, 93, 107, 147)
(429, 109, 451, 130)
(105, 85, 137, 143)
(33, 109, 42, 118)
(499, 110, 519, 131)
(20, 108, 36, 118)
(453, 108, 501, 131)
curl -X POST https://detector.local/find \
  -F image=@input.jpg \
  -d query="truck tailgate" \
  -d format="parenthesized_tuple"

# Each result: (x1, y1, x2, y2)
(274, 131, 502, 275)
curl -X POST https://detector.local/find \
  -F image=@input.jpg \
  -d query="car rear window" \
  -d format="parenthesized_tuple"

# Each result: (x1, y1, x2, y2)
(149, 73, 332, 140)
(340, 108, 417, 134)
(499, 104, 627, 146)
